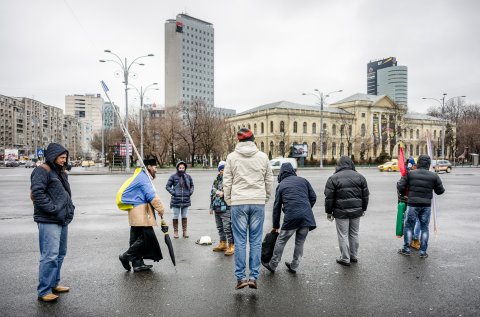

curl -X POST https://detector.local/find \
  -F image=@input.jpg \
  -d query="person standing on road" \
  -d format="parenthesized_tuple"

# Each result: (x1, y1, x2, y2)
(397, 154, 445, 258)
(324, 156, 369, 266)
(210, 161, 234, 256)
(262, 162, 316, 274)
(223, 128, 273, 290)
(31, 143, 75, 302)
(117, 159, 165, 272)
(165, 161, 194, 238)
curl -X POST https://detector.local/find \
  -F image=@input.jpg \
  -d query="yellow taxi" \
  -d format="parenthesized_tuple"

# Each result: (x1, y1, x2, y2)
(81, 160, 95, 167)
(378, 160, 399, 172)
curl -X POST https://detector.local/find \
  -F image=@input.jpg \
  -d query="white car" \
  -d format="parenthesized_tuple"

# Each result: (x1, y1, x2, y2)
(270, 157, 298, 174)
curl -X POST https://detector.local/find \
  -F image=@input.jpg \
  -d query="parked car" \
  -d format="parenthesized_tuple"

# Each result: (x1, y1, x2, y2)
(25, 160, 38, 168)
(432, 159, 452, 173)
(270, 157, 298, 175)
(5, 160, 20, 167)
(81, 160, 95, 167)
(378, 160, 399, 172)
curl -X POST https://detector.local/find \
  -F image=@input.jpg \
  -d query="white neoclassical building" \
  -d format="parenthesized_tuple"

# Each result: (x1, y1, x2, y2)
(227, 93, 451, 162)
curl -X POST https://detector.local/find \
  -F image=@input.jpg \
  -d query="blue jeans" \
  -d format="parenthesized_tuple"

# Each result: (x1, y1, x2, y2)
(37, 223, 68, 296)
(172, 207, 188, 219)
(403, 206, 431, 254)
(413, 218, 421, 240)
(231, 204, 265, 281)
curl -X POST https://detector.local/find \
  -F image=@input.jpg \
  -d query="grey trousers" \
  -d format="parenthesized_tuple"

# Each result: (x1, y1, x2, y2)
(269, 227, 309, 271)
(335, 217, 360, 263)
(214, 209, 233, 244)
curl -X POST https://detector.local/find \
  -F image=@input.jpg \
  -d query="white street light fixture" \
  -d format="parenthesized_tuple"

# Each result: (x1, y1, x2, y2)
(302, 89, 343, 168)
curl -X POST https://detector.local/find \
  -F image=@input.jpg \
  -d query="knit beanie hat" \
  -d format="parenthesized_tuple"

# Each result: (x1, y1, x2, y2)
(218, 160, 226, 172)
(237, 128, 255, 142)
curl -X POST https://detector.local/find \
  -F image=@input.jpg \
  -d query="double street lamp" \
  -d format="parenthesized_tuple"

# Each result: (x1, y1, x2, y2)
(129, 83, 159, 159)
(422, 94, 466, 159)
(100, 50, 154, 172)
(302, 89, 343, 168)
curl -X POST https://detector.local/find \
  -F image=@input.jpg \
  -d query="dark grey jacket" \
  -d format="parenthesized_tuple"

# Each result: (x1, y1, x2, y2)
(31, 143, 75, 225)
(397, 155, 445, 207)
(165, 161, 194, 208)
(324, 156, 369, 219)
(273, 163, 317, 231)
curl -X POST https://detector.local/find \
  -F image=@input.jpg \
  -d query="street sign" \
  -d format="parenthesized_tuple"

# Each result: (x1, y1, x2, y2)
(37, 148, 44, 157)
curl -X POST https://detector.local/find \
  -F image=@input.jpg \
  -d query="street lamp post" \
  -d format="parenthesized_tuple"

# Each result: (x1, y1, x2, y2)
(303, 89, 342, 168)
(129, 83, 159, 159)
(422, 94, 466, 159)
(100, 50, 154, 172)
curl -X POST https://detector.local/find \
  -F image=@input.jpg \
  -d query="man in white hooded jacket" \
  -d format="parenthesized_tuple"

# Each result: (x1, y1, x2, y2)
(223, 128, 273, 290)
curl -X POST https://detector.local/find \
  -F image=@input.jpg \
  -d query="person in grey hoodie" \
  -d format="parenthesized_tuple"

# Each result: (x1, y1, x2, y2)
(31, 143, 75, 302)
(223, 128, 273, 290)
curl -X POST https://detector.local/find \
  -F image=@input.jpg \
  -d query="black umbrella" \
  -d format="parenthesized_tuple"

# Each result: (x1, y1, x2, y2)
(160, 218, 176, 267)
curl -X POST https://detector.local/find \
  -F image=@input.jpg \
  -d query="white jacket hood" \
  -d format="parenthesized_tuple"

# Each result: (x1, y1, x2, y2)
(235, 141, 259, 157)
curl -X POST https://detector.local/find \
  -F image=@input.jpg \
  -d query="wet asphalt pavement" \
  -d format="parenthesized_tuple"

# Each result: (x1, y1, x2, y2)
(0, 166, 479, 316)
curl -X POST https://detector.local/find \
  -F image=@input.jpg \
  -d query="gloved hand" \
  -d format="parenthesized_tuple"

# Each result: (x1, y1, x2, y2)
(327, 214, 334, 222)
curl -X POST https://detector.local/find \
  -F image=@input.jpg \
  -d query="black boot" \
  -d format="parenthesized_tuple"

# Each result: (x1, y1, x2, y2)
(132, 259, 152, 272)
(119, 253, 131, 271)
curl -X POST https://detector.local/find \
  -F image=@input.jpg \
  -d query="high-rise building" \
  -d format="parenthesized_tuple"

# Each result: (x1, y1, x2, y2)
(65, 94, 104, 132)
(377, 65, 408, 107)
(165, 14, 214, 108)
(367, 57, 397, 95)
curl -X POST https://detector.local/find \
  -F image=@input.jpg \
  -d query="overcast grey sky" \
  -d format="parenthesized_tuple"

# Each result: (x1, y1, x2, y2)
(1, 0, 479, 114)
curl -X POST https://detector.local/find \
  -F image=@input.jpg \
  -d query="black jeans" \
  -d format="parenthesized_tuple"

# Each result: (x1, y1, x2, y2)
(125, 226, 162, 267)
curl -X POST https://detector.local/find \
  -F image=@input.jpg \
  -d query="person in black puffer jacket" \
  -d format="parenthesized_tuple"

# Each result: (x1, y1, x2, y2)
(397, 155, 445, 258)
(262, 162, 317, 274)
(165, 161, 194, 238)
(324, 156, 369, 266)
(30, 143, 75, 302)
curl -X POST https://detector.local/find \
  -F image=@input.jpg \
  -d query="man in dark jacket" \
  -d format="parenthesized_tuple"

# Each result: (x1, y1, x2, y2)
(262, 163, 316, 274)
(324, 156, 369, 266)
(165, 161, 194, 238)
(397, 154, 445, 258)
(31, 143, 75, 302)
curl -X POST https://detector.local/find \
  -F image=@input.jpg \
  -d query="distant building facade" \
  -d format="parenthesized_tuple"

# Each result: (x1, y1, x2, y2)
(165, 14, 214, 108)
(367, 57, 408, 107)
(227, 94, 450, 162)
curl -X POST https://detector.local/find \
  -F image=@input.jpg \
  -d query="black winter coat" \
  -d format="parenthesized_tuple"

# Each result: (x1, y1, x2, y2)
(273, 163, 317, 231)
(165, 161, 194, 208)
(397, 155, 445, 207)
(31, 143, 75, 225)
(324, 156, 369, 219)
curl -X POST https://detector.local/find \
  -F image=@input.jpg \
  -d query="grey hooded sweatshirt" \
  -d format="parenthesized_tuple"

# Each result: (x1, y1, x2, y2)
(223, 141, 273, 206)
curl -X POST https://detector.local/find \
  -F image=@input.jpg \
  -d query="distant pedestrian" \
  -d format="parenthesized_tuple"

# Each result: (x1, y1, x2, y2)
(210, 161, 234, 256)
(407, 156, 416, 171)
(397, 155, 445, 258)
(262, 162, 316, 274)
(324, 156, 369, 266)
(165, 161, 194, 238)
(117, 159, 165, 272)
(223, 128, 273, 290)
(31, 143, 75, 302)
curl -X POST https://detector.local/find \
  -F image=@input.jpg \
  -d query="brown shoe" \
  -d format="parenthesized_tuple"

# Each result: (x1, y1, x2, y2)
(248, 279, 258, 289)
(213, 241, 227, 252)
(38, 293, 59, 302)
(53, 285, 70, 293)
(224, 243, 234, 256)
(235, 280, 248, 290)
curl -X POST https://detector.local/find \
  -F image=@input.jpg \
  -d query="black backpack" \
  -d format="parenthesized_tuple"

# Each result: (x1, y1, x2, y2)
(261, 230, 279, 263)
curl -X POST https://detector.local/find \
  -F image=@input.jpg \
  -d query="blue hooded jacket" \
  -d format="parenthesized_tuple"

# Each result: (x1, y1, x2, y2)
(165, 161, 194, 208)
(272, 163, 317, 231)
(31, 143, 75, 225)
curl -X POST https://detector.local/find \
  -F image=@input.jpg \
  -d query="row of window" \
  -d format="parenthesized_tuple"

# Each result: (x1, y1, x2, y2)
(183, 25, 213, 37)
(236, 121, 353, 137)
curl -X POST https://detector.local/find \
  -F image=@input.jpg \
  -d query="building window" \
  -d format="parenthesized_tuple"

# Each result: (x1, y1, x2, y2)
(416, 145, 420, 156)
(254, 123, 257, 135)
(248, 124, 251, 130)
(433, 130, 437, 139)
(332, 142, 337, 157)
(362, 113, 366, 118)
(312, 142, 317, 155)
(416, 129, 419, 139)
(261, 141, 264, 152)
(349, 125, 352, 137)
(279, 141, 285, 156)
(348, 143, 352, 156)
(269, 141, 274, 155)
(280, 121, 285, 133)
(332, 124, 336, 136)
(361, 123, 366, 137)
(293, 121, 298, 133)
(340, 143, 345, 156)
(312, 123, 316, 134)
(303, 122, 307, 134)
(410, 129, 413, 139)
(270, 121, 274, 133)
(261, 122, 264, 134)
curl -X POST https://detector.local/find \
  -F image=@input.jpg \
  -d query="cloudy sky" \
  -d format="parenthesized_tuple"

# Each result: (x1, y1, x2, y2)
(1, 0, 479, 114)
